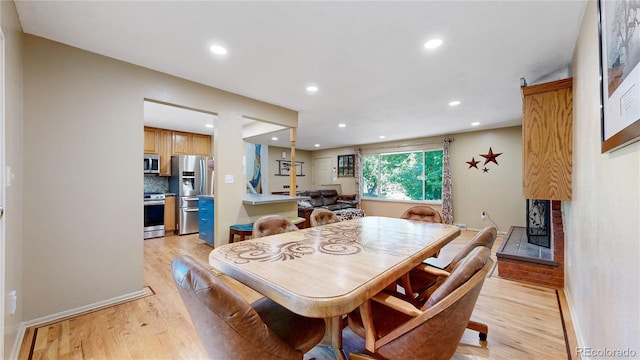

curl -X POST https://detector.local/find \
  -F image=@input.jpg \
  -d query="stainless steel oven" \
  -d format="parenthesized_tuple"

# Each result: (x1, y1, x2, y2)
(144, 193, 165, 239)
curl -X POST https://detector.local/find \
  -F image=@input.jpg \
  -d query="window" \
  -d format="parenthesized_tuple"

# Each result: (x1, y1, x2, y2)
(362, 149, 443, 201)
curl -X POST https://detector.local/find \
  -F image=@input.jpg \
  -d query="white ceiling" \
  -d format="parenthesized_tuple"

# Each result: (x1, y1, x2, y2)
(15, 1, 586, 151)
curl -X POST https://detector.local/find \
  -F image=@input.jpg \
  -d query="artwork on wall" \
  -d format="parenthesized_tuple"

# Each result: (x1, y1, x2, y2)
(246, 143, 268, 193)
(466, 147, 502, 174)
(598, 0, 640, 152)
(337, 154, 355, 177)
(277, 160, 304, 176)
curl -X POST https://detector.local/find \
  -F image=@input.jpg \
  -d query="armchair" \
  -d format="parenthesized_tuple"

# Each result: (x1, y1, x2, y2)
(404, 226, 497, 340)
(171, 255, 325, 359)
(347, 247, 493, 360)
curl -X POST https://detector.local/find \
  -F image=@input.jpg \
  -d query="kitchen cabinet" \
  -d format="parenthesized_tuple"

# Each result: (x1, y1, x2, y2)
(172, 131, 192, 155)
(158, 129, 173, 176)
(164, 195, 176, 233)
(521, 78, 572, 200)
(144, 128, 158, 154)
(172, 131, 211, 157)
(198, 197, 214, 246)
(192, 134, 212, 156)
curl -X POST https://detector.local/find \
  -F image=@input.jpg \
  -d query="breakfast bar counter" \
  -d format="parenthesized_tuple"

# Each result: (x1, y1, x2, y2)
(242, 193, 309, 205)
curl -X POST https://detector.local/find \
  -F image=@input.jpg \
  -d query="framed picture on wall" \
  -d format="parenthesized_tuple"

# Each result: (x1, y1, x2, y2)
(277, 160, 304, 176)
(337, 155, 354, 177)
(598, 0, 640, 152)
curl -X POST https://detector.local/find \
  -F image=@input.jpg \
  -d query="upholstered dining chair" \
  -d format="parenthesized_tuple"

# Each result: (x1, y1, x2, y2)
(252, 215, 299, 238)
(171, 255, 326, 360)
(404, 226, 497, 340)
(399, 205, 444, 223)
(310, 208, 340, 227)
(347, 247, 493, 360)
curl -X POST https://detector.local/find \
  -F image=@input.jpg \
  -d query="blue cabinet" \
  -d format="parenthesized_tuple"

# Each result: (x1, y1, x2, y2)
(198, 197, 214, 246)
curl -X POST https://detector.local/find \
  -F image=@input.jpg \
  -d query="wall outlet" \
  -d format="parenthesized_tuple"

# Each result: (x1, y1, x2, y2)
(481, 211, 487, 220)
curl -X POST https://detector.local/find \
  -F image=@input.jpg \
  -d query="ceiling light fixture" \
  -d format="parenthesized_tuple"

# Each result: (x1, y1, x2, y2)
(209, 45, 227, 55)
(424, 39, 443, 50)
(471, 122, 481, 126)
(205, 124, 214, 128)
(314, 144, 320, 147)
(449, 100, 461, 106)
(379, 135, 386, 139)
(271, 137, 278, 141)
(306, 86, 318, 92)
(338, 123, 346, 128)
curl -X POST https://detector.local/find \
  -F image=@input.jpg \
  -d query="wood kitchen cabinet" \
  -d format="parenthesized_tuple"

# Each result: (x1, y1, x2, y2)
(192, 134, 212, 156)
(164, 195, 176, 233)
(158, 129, 173, 176)
(521, 78, 573, 200)
(144, 128, 158, 154)
(172, 131, 211, 157)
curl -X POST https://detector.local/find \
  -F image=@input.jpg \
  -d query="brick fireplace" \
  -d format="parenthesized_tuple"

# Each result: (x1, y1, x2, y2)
(496, 200, 565, 288)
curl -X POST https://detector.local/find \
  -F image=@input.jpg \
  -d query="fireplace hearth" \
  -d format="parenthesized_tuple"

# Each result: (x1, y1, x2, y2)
(496, 200, 565, 288)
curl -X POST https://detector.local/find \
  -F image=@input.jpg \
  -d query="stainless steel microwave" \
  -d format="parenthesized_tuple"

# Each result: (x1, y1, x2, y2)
(144, 154, 160, 174)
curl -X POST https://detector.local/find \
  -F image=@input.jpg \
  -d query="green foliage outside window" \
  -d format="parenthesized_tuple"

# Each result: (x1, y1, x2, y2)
(362, 150, 443, 201)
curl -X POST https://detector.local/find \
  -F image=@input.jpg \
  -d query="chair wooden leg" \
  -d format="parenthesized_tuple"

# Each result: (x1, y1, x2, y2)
(467, 320, 488, 340)
(229, 231, 235, 244)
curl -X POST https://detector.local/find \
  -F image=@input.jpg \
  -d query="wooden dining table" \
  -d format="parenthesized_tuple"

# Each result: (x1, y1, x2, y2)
(209, 216, 461, 359)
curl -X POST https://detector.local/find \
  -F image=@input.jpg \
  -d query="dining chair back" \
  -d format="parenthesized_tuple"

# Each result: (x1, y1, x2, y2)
(399, 205, 443, 223)
(310, 208, 340, 227)
(252, 215, 299, 238)
(171, 255, 325, 360)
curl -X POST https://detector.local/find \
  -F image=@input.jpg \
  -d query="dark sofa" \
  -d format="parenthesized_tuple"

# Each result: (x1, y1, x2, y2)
(297, 189, 358, 228)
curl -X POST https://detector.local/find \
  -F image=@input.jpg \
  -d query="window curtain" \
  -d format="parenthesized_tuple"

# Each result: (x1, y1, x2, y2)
(354, 147, 363, 208)
(441, 138, 454, 224)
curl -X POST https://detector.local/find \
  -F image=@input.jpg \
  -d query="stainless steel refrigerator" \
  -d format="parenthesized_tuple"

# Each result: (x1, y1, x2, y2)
(169, 155, 211, 235)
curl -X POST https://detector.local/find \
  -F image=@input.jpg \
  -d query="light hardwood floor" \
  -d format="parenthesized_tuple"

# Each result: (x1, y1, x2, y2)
(18, 230, 575, 360)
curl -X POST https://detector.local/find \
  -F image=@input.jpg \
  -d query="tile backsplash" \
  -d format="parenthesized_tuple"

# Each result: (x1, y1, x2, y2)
(144, 175, 169, 193)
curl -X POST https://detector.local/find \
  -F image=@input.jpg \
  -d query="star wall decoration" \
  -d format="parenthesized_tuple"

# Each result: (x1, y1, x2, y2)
(483, 167, 489, 173)
(466, 157, 480, 169)
(480, 147, 502, 165)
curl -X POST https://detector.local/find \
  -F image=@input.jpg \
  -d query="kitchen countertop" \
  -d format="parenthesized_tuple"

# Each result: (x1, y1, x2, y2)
(242, 193, 309, 205)
(197, 195, 215, 199)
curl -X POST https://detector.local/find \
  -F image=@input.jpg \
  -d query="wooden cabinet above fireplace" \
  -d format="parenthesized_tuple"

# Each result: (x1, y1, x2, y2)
(521, 78, 573, 200)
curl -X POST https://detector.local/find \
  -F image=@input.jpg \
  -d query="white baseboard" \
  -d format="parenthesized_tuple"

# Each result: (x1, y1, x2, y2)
(8, 289, 147, 360)
(8, 323, 25, 360)
(563, 286, 585, 350)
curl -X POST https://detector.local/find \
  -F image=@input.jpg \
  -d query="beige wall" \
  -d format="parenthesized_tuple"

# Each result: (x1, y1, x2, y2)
(330, 128, 524, 231)
(267, 146, 313, 192)
(310, 147, 357, 195)
(21, 35, 296, 323)
(567, 1, 640, 352)
(450, 127, 524, 231)
(1, 1, 24, 356)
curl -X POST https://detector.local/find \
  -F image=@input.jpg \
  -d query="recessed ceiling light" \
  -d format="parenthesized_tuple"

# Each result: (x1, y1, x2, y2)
(314, 144, 320, 147)
(306, 86, 319, 92)
(379, 135, 386, 139)
(449, 100, 461, 106)
(205, 124, 214, 128)
(471, 122, 481, 126)
(424, 39, 443, 50)
(271, 137, 278, 141)
(338, 123, 346, 128)
(209, 45, 227, 55)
